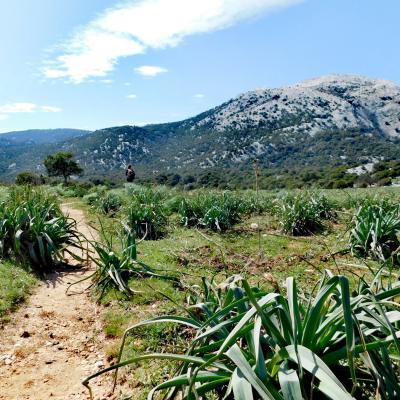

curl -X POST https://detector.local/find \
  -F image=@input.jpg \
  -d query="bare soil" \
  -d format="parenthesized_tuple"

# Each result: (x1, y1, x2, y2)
(0, 205, 122, 400)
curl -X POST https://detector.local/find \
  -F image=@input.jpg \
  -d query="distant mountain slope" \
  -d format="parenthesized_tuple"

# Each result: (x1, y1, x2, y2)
(0, 75, 399, 182)
(0, 128, 90, 145)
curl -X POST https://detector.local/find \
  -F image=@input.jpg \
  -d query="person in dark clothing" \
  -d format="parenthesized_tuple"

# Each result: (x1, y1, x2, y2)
(126, 165, 135, 182)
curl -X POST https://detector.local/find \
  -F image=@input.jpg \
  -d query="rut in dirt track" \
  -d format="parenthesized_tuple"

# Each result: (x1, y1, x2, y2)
(0, 205, 119, 400)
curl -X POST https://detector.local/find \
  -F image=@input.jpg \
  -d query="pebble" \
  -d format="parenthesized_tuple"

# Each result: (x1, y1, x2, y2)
(20, 331, 30, 338)
(95, 360, 104, 369)
(4, 359, 12, 365)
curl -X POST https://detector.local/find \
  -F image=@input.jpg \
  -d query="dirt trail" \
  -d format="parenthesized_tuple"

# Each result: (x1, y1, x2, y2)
(0, 205, 118, 400)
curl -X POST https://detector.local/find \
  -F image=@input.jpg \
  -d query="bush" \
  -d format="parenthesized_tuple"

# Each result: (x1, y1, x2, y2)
(126, 187, 168, 240)
(175, 192, 243, 232)
(85, 271, 400, 399)
(87, 224, 178, 301)
(277, 191, 335, 235)
(349, 202, 400, 262)
(0, 187, 81, 271)
(15, 172, 43, 186)
(83, 192, 99, 206)
(96, 192, 123, 215)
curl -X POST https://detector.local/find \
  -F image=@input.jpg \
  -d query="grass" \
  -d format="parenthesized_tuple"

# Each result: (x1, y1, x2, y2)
(0, 261, 37, 322)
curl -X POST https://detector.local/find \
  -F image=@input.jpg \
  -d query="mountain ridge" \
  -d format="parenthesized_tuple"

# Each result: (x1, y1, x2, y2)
(0, 74, 399, 184)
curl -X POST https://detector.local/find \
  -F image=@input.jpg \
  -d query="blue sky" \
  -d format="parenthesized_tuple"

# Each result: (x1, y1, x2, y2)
(0, 0, 399, 133)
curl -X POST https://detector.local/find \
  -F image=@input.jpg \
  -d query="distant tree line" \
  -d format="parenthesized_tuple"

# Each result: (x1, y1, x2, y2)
(14, 150, 400, 191)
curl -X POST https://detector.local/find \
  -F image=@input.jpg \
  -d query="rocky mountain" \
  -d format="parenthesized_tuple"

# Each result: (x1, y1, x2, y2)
(198, 74, 400, 137)
(1, 75, 399, 182)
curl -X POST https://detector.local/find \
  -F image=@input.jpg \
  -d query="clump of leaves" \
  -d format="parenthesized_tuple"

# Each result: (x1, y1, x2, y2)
(0, 187, 82, 271)
(349, 202, 400, 262)
(96, 192, 123, 215)
(126, 187, 168, 240)
(83, 223, 178, 301)
(277, 191, 335, 235)
(84, 270, 400, 400)
(175, 192, 243, 232)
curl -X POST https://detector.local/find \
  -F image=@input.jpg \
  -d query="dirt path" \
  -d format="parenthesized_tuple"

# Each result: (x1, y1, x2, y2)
(0, 205, 118, 400)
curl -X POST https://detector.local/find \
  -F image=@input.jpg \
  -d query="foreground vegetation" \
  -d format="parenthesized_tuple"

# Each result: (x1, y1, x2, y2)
(75, 183, 400, 399)
(2, 182, 400, 398)
(0, 186, 81, 318)
(0, 261, 36, 322)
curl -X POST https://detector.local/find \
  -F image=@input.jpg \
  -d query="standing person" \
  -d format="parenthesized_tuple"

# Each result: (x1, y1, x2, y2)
(125, 164, 135, 182)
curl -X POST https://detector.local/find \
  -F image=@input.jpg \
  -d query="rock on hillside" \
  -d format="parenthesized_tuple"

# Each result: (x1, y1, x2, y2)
(192, 74, 400, 138)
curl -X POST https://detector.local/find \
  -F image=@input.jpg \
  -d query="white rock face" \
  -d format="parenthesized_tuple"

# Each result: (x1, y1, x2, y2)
(195, 74, 400, 138)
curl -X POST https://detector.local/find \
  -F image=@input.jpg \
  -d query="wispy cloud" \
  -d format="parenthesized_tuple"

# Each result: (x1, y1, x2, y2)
(126, 94, 137, 99)
(42, 0, 301, 83)
(41, 105, 61, 113)
(135, 65, 167, 77)
(0, 102, 37, 113)
(194, 93, 205, 99)
(0, 102, 61, 119)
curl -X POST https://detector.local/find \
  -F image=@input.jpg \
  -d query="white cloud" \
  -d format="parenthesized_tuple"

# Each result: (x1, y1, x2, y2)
(0, 102, 61, 119)
(194, 93, 205, 98)
(100, 79, 113, 84)
(134, 65, 167, 77)
(43, 0, 301, 83)
(43, 30, 144, 83)
(126, 94, 137, 99)
(0, 102, 37, 113)
(41, 105, 61, 113)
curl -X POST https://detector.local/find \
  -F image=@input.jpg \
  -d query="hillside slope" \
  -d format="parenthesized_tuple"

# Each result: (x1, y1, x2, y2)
(1, 75, 399, 181)
(0, 128, 90, 145)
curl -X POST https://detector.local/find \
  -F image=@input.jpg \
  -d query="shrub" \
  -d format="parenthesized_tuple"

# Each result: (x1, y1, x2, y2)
(96, 192, 123, 215)
(277, 192, 335, 235)
(349, 202, 400, 262)
(84, 271, 400, 399)
(126, 187, 168, 240)
(86, 224, 178, 301)
(83, 192, 99, 206)
(175, 192, 243, 232)
(16, 172, 43, 186)
(0, 187, 81, 271)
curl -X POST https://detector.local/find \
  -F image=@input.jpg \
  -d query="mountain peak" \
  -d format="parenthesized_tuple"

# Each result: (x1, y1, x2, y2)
(1, 74, 399, 182)
(192, 74, 400, 138)
(295, 73, 397, 88)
